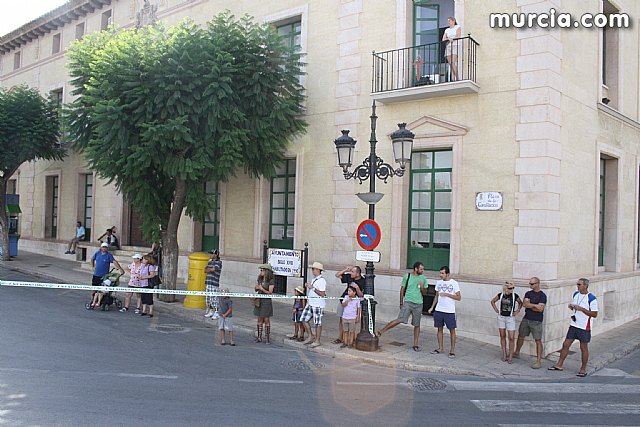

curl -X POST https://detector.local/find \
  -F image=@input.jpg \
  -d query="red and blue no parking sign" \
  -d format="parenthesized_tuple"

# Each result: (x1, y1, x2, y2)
(356, 219, 381, 251)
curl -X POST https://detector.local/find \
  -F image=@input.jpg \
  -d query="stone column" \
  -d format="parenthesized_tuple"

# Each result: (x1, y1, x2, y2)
(513, 0, 563, 281)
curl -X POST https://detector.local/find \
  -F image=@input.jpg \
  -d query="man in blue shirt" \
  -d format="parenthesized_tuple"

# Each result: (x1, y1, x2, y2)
(65, 221, 86, 255)
(91, 242, 124, 287)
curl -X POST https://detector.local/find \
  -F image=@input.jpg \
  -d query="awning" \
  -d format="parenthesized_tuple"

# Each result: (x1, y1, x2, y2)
(5, 204, 21, 214)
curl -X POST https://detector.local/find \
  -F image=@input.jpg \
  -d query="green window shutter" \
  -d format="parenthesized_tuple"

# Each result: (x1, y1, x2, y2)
(407, 150, 452, 271)
(269, 159, 296, 249)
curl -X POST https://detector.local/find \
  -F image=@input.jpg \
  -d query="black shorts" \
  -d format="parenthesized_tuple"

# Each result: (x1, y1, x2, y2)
(92, 275, 103, 287)
(141, 291, 154, 305)
(566, 325, 591, 343)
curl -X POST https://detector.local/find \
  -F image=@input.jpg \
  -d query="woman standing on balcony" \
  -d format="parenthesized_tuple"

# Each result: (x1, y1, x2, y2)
(442, 17, 462, 81)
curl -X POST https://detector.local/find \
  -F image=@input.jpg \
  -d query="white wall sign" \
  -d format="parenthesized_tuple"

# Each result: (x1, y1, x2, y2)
(475, 192, 503, 211)
(267, 248, 302, 277)
(356, 250, 381, 263)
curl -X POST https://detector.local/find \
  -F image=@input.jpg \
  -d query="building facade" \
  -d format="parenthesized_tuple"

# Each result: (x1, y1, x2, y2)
(2, 0, 639, 355)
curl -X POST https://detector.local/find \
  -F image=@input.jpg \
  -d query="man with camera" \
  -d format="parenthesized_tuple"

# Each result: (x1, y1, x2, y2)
(548, 278, 598, 377)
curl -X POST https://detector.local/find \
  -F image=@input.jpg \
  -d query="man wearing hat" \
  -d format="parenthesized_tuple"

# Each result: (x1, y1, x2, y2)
(300, 262, 327, 348)
(204, 249, 222, 319)
(90, 242, 124, 288)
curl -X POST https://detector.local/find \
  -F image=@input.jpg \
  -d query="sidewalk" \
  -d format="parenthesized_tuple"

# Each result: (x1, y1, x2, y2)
(2, 251, 640, 379)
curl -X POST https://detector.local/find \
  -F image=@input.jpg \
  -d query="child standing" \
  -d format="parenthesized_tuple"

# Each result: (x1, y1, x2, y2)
(288, 285, 307, 342)
(340, 286, 361, 348)
(217, 288, 235, 346)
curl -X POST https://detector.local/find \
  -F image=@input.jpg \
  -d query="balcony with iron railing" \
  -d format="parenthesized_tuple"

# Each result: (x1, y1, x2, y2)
(371, 35, 479, 104)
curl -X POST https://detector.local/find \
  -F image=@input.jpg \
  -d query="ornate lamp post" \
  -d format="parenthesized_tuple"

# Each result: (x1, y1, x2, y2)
(334, 101, 414, 351)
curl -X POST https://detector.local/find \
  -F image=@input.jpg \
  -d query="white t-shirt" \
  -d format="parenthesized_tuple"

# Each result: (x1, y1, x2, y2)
(570, 291, 598, 331)
(444, 25, 460, 40)
(434, 279, 460, 314)
(308, 275, 327, 309)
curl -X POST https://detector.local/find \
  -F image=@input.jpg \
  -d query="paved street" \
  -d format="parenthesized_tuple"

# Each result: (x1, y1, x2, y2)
(1, 266, 640, 426)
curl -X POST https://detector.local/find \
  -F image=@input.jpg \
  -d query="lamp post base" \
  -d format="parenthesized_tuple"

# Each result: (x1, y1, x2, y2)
(355, 330, 379, 351)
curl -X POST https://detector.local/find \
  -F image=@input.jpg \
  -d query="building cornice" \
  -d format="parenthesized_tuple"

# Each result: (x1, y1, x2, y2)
(0, 0, 112, 54)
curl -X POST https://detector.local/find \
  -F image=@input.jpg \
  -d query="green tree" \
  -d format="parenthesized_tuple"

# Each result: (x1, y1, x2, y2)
(0, 86, 62, 261)
(65, 14, 306, 300)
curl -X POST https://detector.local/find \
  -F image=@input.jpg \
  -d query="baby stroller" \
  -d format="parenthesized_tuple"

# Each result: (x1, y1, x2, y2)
(85, 270, 123, 311)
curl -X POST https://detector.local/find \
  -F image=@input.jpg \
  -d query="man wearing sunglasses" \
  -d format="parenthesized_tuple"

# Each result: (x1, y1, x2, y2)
(548, 278, 598, 377)
(513, 276, 547, 369)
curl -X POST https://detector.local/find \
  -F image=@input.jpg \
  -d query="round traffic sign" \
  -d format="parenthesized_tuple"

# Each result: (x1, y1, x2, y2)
(356, 219, 381, 251)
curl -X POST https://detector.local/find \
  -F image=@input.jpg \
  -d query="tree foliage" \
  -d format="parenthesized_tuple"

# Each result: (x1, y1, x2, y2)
(0, 85, 63, 260)
(64, 13, 306, 293)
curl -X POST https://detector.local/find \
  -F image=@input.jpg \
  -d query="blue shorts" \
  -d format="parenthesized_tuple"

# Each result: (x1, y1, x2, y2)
(433, 311, 457, 330)
(566, 325, 591, 343)
(292, 310, 303, 323)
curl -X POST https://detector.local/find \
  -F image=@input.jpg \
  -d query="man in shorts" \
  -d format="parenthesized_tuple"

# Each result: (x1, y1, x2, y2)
(513, 276, 547, 369)
(428, 266, 461, 358)
(90, 242, 124, 287)
(376, 261, 427, 351)
(548, 278, 598, 377)
(300, 262, 327, 348)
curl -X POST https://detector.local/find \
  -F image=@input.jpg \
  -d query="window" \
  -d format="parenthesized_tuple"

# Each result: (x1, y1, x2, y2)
(52, 33, 61, 54)
(598, 158, 605, 267)
(101, 10, 112, 31)
(7, 179, 17, 194)
(50, 88, 63, 106)
(276, 21, 301, 51)
(13, 51, 21, 70)
(83, 174, 93, 241)
(269, 159, 296, 249)
(202, 181, 220, 251)
(45, 176, 59, 239)
(413, 2, 442, 82)
(407, 150, 452, 270)
(601, 0, 619, 108)
(599, 154, 619, 271)
(75, 22, 85, 40)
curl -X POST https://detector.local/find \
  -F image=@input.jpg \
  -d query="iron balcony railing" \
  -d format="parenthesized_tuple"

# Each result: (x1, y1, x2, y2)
(372, 35, 479, 93)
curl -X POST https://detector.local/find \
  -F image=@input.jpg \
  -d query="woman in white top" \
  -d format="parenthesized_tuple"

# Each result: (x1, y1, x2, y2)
(442, 17, 462, 81)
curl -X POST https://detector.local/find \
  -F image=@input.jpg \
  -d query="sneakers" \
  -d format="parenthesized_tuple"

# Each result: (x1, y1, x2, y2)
(204, 311, 213, 318)
(134, 308, 141, 314)
(119, 307, 128, 313)
(211, 311, 220, 320)
(70, 251, 75, 255)
(64, 250, 71, 254)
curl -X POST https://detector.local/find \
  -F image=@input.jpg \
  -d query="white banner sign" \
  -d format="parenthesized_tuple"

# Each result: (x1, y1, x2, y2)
(267, 248, 302, 277)
(475, 191, 503, 211)
(356, 250, 381, 263)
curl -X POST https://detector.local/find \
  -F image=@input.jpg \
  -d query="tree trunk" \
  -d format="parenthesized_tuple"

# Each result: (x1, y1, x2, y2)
(0, 179, 10, 262)
(158, 177, 188, 303)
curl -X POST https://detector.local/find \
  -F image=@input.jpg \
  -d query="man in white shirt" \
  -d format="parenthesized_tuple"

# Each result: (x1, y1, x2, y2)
(300, 262, 327, 348)
(428, 266, 461, 358)
(65, 221, 86, 255)
(548, 278, 598, 377)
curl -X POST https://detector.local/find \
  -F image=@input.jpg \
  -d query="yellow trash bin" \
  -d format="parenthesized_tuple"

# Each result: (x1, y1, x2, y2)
(183, 252, 210, 309)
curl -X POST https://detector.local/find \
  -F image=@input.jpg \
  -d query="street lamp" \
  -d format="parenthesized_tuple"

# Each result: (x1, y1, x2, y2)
(333, 100, 414, 351)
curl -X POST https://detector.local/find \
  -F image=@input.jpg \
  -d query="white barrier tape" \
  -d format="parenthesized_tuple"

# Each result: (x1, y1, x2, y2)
(0, 280, 376, 304)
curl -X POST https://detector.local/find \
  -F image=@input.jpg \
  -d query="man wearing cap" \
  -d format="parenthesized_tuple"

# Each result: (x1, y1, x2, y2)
(300, 262, 327, 348)
(204, 249, 222, 319)
(91, 242, 124, 289)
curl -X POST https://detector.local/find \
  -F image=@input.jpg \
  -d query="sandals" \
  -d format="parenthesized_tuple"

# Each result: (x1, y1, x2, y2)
(448, 353, 455, 358)
(576, 371, 587, 377)
(548, 366, 564, 371)
(375, 331, 382, 338)
(412, 346, 421, 352)
(297, 337, 306, 342)
(430, 349, 441, 354)
(230, 343, 236, 346)
(288, 335, 299, 340)
(332, 339, 343, 344)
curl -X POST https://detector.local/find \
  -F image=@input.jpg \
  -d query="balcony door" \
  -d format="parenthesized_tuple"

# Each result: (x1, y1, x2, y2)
(413, 3, 440, 81)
